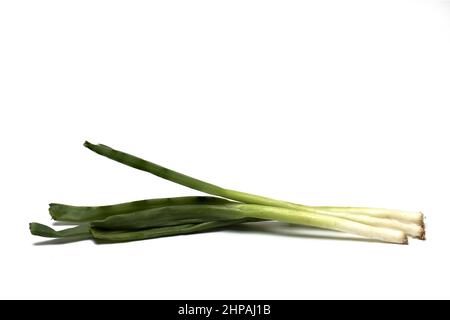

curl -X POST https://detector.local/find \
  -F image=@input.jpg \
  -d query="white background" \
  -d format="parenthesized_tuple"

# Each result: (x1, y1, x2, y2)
(1, 0, 449, 299)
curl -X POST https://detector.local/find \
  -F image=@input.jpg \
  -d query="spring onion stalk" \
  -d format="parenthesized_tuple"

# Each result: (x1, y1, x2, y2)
(29, 223, 91, 239)
(30, 219, 256, 242)
(90, 219, 252, 242)
(313, 210, 424, 239)
(312, 206, 423, 225)
(83, 141, 423, 227)
(50, 196, 233, 222)
(89, 204, 260, 230)
(28, 141, 423, 245)
(91, 204, 407, 244)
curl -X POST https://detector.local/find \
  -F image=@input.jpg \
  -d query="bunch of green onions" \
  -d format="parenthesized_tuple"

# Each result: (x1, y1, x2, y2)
(30, 142, 425, 244)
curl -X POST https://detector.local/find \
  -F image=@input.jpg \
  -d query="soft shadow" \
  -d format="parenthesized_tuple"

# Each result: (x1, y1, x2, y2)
(224, 221, 382, 243)
(33, 235, 92, 246)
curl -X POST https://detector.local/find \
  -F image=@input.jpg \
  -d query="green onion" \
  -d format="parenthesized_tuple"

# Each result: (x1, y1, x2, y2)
(28, 141, 426, 245)
(82, 141, 424, 242)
